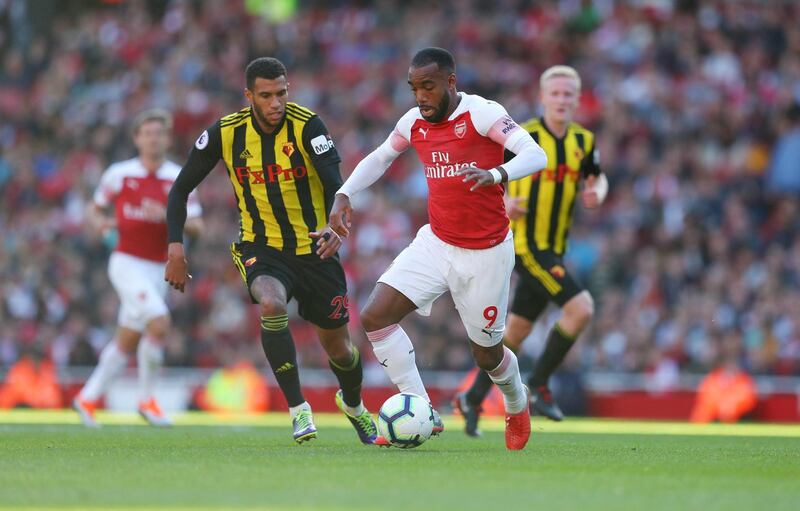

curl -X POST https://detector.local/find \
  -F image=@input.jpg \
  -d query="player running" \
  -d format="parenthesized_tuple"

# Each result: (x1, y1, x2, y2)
(454, 65, 608, 435)
(166, 57, 377, 444)
(74, 109, 203, 428)
(330, 48, 547, 450)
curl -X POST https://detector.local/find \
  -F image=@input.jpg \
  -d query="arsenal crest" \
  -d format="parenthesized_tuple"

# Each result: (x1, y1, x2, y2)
(454, 120, 467, 139)
(282, 142, 295, 157)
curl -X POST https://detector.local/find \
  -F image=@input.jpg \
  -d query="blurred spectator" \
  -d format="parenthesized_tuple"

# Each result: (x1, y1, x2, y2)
(765, 103, 800, 194)
(195, 359, 271, 414)
(690, 329, 758, 423)
(0, 345, 62, 409)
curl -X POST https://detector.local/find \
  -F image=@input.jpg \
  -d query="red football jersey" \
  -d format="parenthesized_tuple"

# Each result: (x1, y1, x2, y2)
(93, 158, 201, 262)
(389, 93, 524, 249)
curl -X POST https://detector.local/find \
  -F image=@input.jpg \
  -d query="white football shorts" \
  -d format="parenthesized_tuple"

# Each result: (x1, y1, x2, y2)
(378, 224, 514, 347)
(108, 251, 169, 331)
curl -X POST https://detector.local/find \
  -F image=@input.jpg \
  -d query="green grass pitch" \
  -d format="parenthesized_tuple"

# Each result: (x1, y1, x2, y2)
(1, 411, 798, 510)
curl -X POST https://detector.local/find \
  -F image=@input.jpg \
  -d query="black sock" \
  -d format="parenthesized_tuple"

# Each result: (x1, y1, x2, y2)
(329, 347, 363, 408)
(529, 324, 576, 388)
(465, 369, 494, 406)
(260, 315, 304, 407)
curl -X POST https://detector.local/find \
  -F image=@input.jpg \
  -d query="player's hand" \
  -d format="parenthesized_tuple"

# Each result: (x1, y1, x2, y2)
(329, 193, 353, 238)
(164, 242, 192, 292)
(309, 225, 342, 259)
(456, 166, 495, 191)
(582, 175, 601, 209)
(505, 196, 528, 220)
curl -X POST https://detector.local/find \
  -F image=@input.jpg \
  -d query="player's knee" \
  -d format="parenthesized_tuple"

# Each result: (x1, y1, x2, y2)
(319, 328, 353, 362)
(567, 292, 594, 327)
(145, 316, 170, 341)
(472, 344, 504, 371)
(259, 297, 288, 319)
(360, 306, 389, 333)
(328, 344, 355, 367)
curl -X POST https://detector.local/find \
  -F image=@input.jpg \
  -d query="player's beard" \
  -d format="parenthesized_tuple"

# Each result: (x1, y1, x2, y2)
(253, 106, 283, 132)
(421, 93, 450, 123)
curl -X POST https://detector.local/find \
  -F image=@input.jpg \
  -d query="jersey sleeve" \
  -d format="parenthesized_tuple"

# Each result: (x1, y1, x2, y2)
(302, 116, 343, 215)
(581, 142, 602, 178)
(187, 122, 223, 170)
(166, 122, 221, 243)
(302, 115, 342, 168)
(469, 99, 526, 150)
(389, 108, 417, 152)
(92, 164, 123, 208)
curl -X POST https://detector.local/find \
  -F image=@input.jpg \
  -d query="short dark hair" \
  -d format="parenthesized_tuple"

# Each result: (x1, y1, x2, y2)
(411, 47, 455, 74)
(245, 57, 287, 89)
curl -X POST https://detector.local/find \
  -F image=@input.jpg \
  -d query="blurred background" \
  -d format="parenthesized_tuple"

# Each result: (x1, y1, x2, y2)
(1, 0, 799, 421)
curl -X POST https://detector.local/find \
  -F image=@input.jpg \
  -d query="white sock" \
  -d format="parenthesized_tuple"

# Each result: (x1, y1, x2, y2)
(80, 341, 129, 401)
(487, 346, 527, 414)
(137, 337, 164, 402)
(289, 401, 312, 419)
(367, 324, 430, 403)
(345, 402, 366, 416)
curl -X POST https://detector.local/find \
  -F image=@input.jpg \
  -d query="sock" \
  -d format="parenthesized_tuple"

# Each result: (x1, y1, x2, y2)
(465, 343, 518, 406)
(329, 346, 364, 409)
(261, 314, 304, 408)
(80, 341, 129, 401)
(465, 369, 494, 406)
(288, 401, 311, 419)
(487, 346, 527, 414)
(529, 324, 576, 388)
(367, 324, 430, 403)
(137, 337, 164, 402)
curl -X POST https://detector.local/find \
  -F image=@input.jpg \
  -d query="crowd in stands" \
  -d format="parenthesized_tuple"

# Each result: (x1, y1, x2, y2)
(2, 0, 799, 387)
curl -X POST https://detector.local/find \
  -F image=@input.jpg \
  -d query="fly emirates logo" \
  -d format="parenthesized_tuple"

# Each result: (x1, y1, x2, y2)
(424, 151, 477, 179)
(122, 198, 166, 223)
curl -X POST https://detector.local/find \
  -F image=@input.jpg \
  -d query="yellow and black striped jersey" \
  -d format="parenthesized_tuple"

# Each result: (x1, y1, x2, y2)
(170, 103, 342, 256)
(506, 117, 601, 256)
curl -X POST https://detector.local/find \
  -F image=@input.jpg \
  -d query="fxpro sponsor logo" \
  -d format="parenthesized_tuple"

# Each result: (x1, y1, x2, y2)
(233, 165, 308, 184)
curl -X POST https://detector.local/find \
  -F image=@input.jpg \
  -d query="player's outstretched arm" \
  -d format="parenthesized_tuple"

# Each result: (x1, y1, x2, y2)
(165, 124, 221, 292)
(328, 193, 353, 238)
(165, 242, 191, 292)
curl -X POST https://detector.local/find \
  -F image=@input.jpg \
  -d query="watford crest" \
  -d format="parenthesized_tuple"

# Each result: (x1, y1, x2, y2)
(282, 142, 295, 158)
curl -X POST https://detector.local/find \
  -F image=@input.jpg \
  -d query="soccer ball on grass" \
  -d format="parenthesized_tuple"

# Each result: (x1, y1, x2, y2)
(377, 392, 434, 448)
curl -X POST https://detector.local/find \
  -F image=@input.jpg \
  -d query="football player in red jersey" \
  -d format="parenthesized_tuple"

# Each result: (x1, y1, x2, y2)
(330, 48, 548, 450)
(73, 109, 203, 428)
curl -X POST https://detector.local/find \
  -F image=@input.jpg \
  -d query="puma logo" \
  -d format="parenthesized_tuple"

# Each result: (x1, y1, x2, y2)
(418, 127, 428, 139)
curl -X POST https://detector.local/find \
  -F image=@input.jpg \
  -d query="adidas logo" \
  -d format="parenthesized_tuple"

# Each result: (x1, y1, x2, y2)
(275, 362, 294, 373)
(239, 148, 253, 159)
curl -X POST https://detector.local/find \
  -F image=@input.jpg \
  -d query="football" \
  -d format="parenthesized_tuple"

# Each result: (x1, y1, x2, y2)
(377, 393, 435, 448)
